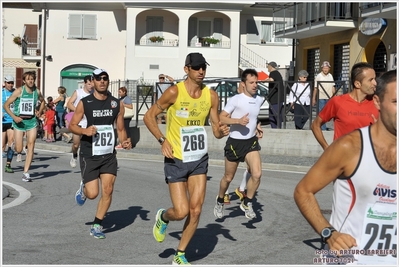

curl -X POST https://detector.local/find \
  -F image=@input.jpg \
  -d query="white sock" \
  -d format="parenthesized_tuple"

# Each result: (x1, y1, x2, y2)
(240, 170, 251, 191)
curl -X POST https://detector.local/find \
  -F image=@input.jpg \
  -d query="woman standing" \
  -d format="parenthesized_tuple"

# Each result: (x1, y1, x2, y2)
(53, 86, 67, 130)
(117, 86, 133, 148)
(289, 70, 311, 130)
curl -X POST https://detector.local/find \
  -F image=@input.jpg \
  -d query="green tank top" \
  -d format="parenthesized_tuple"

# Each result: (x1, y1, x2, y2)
(12, 86, 39, 131)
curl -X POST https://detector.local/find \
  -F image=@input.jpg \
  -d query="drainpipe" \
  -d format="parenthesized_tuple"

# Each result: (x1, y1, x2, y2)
(40, 9, 48, 96)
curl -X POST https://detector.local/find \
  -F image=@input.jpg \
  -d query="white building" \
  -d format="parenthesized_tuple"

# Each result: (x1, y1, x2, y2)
(2, 2, 294, 98)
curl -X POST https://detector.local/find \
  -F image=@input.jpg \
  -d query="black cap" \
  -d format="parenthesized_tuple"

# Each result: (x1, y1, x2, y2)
(185, 53, 209, 66)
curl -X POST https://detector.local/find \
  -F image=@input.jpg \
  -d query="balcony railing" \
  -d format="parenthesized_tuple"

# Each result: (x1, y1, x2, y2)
(21, 37, 40, 57)
(274, 3, 358, 33)
(137, 38, 179, 46)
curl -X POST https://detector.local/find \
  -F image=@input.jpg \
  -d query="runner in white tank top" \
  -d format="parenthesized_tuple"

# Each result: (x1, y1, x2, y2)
(294, 69, 397, 265)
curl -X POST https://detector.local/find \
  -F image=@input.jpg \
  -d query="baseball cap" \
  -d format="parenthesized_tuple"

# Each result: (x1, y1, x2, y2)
(267, 61, 278, 68)
(4, 75, 14, 82)
(185, 53, 209, 66)
(321, 61, 331, 68)
(92, 68, 108, 76)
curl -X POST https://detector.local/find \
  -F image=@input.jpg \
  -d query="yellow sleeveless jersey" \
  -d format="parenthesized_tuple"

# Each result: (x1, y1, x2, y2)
(166, 81, 211, 160)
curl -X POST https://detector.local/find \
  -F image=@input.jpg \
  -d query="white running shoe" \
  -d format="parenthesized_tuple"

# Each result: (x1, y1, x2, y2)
(16, 153, 22, 162)
(22, 172, 32, 182)
(70, 156, 77, 168)
(240, 201, 256, 219)
(214, 196, 224, 219)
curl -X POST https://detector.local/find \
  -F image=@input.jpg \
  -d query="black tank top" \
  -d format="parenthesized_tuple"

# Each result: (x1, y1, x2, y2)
(79, 92, 120, 157)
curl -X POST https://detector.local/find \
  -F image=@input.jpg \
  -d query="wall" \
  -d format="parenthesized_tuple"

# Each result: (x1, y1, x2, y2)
(134, 124, 332, 158)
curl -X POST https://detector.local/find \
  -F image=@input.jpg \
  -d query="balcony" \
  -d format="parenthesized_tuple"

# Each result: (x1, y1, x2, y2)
(359, 2, 397, 19)
(21, 37, 41, 61)
(274, 3, 358, 39)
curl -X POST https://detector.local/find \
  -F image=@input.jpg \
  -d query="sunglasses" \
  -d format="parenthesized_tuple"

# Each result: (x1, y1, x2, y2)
(6, 81, 14, 84)
(93, 75, 109, 81)
(190, 64, 207, 71)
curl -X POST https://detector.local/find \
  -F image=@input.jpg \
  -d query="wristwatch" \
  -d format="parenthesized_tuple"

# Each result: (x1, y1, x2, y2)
(321, 227, 336, 243)
(158, 136, 166, 145)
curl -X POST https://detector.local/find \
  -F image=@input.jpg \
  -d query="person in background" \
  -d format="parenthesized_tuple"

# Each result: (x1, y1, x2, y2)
(53, 86, 67, 131)
(4, 71, 45, 182)
(116, 86, 133, 149)
(289, 70, 311, 130)
(44, 102, 56, 142)
(2, 75, 16, 173)
(155, 74, 174, 124)
(265, 61, 285, 128)
(312, 61, 335, 131)
(59, 111, 74, 143)
(67, 75, 93, 168)
(294, 69, 396, 265)
(143, 52, 229, 265)
(311, 62, 379, 150)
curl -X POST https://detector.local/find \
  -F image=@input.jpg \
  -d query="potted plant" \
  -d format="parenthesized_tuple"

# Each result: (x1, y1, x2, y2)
(149, 36, 165, 43)
(13, 36, 22, 46)
(204, 37, 220, 45)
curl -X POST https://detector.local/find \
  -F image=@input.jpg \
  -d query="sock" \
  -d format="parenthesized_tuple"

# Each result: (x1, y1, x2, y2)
(217, 197, 224, 204)
(225, 189, 229, 195)
(176, 249, 185, 255)
(243, 197, 252, 206)
(161, 210, 169, 223)
(73, 153, 78, 159)
(93, 217, 103, 226)
(240, 170, 251, 191)
(6, 147, 14, 162)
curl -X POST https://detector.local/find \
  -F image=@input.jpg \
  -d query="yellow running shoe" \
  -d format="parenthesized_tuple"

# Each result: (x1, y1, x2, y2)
(223, 193, 230, 204)
(153, 209, 168, 242)
(173, 252, 191, 265)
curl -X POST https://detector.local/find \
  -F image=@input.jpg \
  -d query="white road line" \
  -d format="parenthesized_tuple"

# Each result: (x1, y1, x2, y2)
(2, 182, 31, 210)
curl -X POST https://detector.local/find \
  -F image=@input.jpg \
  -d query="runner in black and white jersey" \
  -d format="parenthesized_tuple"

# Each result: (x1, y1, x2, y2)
(214, 68, 265, 220)
(69, 68, 132, 239)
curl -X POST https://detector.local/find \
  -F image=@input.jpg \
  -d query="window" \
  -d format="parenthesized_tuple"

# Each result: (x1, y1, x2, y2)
(146, 16, 163, 38)
(247, 19, 289, 45)
(68, 14, 97, 39)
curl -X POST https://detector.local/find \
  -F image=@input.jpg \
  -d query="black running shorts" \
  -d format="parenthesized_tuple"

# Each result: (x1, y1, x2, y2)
(164, 154, 209, 184)
(224, 135, 261, 162)
(80, 152, 118, 183)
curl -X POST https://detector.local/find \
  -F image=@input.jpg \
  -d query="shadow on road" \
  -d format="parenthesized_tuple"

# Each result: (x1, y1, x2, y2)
(162, 223, 236, 263)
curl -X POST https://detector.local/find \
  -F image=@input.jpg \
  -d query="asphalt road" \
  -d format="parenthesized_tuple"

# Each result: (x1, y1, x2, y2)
(2, 148, 333, 265)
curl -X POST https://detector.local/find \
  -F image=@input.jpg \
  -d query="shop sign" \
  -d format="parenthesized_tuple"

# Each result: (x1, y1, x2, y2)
(61, 71, 92, 77)
(360, 18, 387, 35)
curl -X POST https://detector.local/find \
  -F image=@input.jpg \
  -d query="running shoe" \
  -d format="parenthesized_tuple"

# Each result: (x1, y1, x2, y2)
(75, 181, 86, 206)
(70, 156, 77, 168)
(153, 208, 168, 243)
(213, 196, 224, 219)
(22, 172, 32, 182)
(235, 187, 246, 202)
(5, 165, 14, 173)
(172, 252, 191, 265)
(240, 201, 256, 219)
(90, 224, 105, 239)
(2, 151, 6, 158)
(223, 193, 230, 204)
(16, 153, 22, 162)
(23, 146, 27, 154)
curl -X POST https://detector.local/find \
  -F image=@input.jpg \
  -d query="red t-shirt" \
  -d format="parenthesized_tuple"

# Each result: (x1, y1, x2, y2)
(319, 94, 379, 140)
(45, 109, 56, 125)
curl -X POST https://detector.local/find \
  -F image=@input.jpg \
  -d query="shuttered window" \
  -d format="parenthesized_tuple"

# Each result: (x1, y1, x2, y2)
(68, 14, 97, 39)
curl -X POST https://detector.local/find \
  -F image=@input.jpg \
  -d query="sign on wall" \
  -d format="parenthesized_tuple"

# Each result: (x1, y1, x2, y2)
(359, 18, 387, 36)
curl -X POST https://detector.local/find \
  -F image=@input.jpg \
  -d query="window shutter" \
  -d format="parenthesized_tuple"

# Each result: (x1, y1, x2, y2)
(83, 15, 96, 39)
(69, 14, 82, 38)
(213, 18, 223, 40)
(246, 19, 260, 44)
(188, 17, 198, 45)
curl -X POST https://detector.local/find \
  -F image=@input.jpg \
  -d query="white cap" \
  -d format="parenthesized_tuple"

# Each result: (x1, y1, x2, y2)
(92, 68, 108, 76)
(4, 75, 14, 82)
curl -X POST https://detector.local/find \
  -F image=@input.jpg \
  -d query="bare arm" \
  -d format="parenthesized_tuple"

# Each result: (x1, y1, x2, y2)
(67, 91, 78, 111)
(311, 116, 328, 150)
(4, 87, 23, 123)
(294, 133, 359, 253)
(143, 85, 177, 158)
(53, 94, 65, 104)
(209, 90, 229, 139)
(219, 110, 249, 126)
(68, 101, 96, 136)
(116, 102, 132, 149)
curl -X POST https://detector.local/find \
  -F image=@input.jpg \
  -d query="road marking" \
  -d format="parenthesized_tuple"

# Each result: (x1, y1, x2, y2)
(2, 182, 31, 210)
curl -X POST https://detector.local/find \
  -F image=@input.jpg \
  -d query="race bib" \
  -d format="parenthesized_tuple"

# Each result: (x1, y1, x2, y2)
(357, 202, 397, 265)
(92, 125, 115, 156)
(180, 126, 208, 163)
(19, 98, 34, 118)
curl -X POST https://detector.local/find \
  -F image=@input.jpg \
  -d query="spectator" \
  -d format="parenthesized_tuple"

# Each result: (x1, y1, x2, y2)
(265, 61, 285, 128)
(155, 74, 174, 124)
(53, 86, 67, 130)
(116, 86, 133, 148)
(289, 70, 311, 130)
(44, 102, 56, 142)
(312, 61, 335, 131)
